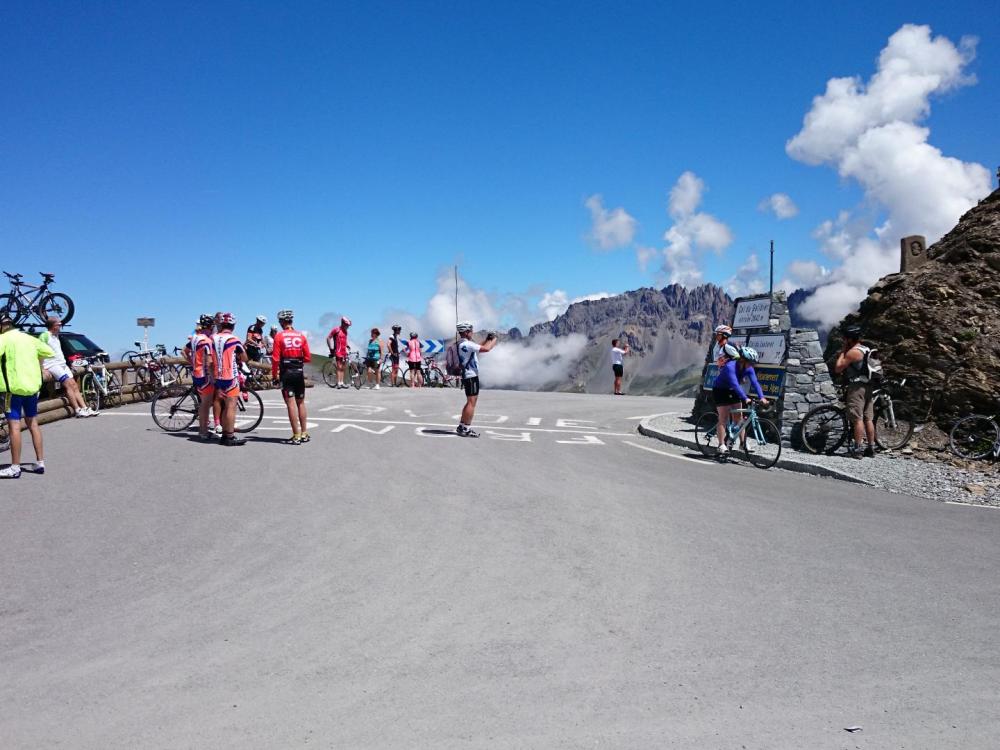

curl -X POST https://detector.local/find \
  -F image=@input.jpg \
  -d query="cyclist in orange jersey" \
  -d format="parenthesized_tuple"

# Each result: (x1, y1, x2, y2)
(185, 314, 217, 441)
(212, 312, 248, 446)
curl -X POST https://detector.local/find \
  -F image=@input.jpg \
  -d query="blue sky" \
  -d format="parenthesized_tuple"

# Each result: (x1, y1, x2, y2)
(1, 1, 997, 350)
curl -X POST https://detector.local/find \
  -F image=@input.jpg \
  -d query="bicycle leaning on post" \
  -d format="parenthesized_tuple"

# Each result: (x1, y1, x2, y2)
(799, 378, 913, 455)
(694, 398, 783, 469)
(949, 402, 1000, 461)
(76, 355, 125, 412)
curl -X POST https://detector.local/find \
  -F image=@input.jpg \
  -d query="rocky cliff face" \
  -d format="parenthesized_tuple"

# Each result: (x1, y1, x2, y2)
(529, 284, 733, 394)
(828, 188, 1000, 422)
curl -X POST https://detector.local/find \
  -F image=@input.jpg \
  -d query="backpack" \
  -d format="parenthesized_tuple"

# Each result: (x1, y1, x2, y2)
(445, 341, 463, 377)
(848, 344, 883, 384)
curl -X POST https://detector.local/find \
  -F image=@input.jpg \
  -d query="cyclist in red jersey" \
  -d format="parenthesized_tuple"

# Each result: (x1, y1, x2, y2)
(325, 316, 351, 389)
(272, 309, 312, 445)
(185, 314, 218, 441)
(212, 312, 248, 446)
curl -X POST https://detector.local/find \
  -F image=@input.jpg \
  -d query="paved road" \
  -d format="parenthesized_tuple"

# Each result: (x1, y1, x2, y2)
(3, 388, 999, 748)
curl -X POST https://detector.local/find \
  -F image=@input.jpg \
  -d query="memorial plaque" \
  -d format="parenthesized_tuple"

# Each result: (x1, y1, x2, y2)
(900, 235, 928, 273)
(702, 362, 786, 398)
(732, 296, 771, 329)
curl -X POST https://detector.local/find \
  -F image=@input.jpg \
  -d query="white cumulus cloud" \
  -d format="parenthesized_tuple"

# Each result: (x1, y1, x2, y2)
(585, 194, 637, 250)
(481, 333, 589, 390)
(785, 23, 992, 328)
(758, 193, 799, 219)
(538, 289, 613, 321)
(660, 171, 734, 286)
(725, 253, 766, 297)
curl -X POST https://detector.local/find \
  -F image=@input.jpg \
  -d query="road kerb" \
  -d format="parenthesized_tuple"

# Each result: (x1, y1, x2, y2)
(637, 418, 872, 486)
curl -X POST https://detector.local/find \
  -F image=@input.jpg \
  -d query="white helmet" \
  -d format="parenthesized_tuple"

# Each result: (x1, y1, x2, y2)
(456, 321, 473, 333)
(714, 324, 732, 336)
(256, 315, 267, 324)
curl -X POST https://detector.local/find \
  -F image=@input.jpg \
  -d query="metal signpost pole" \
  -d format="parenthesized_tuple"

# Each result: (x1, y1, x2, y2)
(136, 317, 155, 351)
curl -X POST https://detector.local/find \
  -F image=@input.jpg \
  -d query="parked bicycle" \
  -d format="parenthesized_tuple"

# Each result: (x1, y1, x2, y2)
(150, 379, 264, 434)
(76, 355, 125, 412)
(379, 355, 404, 387)
(949, 403, 1000, 460)
(402, 355, 460, 388)
(134, 347, 180, 400)
(694, 399, 782, 469)
(0, 271, 75, 327)
(800, 378, 913, 455)
(322, 352, 364, 389)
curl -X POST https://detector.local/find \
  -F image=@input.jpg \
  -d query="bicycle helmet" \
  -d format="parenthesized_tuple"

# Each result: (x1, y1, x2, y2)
(409, 331, 419, 338)
(341, 316, 352, 326)
(456, 321, 473, 333)
(722, 343, 741, 360)
(714, 324, 732, 336)
(841, 324, 863, 339)
(198, 314, 214, 329)
(218, 312, 235, 327)
(392, 324, 402, 332)
(256, 315, 267, 325)
(277, 309, 294, 323)
(739, 346, 760, 363)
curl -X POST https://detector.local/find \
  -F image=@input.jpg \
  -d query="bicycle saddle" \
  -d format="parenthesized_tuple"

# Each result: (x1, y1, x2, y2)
(4, 271, 23, 281)
(40, 272, 55, 281)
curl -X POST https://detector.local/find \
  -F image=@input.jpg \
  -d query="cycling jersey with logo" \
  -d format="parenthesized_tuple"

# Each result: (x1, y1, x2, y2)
(272, 329, 311, 380)
(189, 332, 213, 379)
(458, 339, 482, 379)
(328, 328, 349, 358)
(212, 332, 243, 381)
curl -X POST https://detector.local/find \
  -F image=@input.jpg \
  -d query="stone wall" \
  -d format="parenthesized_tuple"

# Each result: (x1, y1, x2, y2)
(781, 328, 837, 446)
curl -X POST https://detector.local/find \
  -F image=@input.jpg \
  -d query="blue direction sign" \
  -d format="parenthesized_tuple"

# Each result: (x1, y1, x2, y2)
(421, 339, 445, 354)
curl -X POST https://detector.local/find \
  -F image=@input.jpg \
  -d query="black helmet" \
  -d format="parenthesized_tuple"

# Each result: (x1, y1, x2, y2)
(198, 314, 215, 329)
(841, 324, 863, 339)
(392, 324, 402, 332)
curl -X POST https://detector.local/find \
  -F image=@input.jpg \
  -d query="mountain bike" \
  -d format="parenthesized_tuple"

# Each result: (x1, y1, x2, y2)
(949, 405, 1000, 460)
(800, 378, 913, 454)
(150, 379, 264, 433)
(0, 271, 75, 327)
(694, 399, 782, 469)
(77, 355, 125, 412)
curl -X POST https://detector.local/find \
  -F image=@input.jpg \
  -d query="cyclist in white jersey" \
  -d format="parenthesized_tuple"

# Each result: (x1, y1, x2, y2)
(455, 321, 497, 438)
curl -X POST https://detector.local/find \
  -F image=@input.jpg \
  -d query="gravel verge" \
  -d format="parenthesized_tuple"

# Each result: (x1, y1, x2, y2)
(639, 412, 1000, 506)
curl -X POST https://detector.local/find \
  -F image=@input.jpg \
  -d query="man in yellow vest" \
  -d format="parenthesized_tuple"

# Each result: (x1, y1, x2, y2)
(1, 313, 54, 478)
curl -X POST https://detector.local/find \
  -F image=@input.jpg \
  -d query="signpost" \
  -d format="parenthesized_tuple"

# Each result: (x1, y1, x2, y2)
(702, 363, 786, 399)
(137, 317, 155, 351)
(732, 296, 771, 329)
(745, 333, 786, 365)
(421, 339, 444, 355)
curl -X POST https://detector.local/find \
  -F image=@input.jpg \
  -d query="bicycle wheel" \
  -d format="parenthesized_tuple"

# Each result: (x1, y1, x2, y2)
(151, 386, 199, 432)
(104, 372, 123, 407)
(402, 367, 413, 387)
(80, 373, 101, 412)
(120, 350, 138, 363)
(694, 411, 721, 457)
(949, 415, 999, 460)
(743, 417, 782, 469)
(350, 362, 365, 389)
(234, 389, 264, 433)
(874, 403, 915, 451)
(0, 294, 22, 322)
(321, 360, 337, 388)
(800, 404, 848, 454)
(426, 367, 444, 387)
(133, 366, 156, 402)
(38, 292, 75, 324)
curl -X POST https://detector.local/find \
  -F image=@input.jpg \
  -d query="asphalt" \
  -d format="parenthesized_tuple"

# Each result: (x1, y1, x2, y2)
(2, 388, 999, 749)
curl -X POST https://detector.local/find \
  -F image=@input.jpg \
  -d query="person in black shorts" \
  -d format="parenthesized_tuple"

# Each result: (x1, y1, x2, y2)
(387, 324, 402, 385)
(271, 309, 312, 445)
(455, 321, 497, 437)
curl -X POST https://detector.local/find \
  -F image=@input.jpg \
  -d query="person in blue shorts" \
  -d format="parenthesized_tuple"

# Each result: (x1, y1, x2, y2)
(1, 314, 54, 478)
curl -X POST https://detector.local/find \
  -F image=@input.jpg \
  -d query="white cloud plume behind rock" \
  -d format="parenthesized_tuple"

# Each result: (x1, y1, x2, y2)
(585, 194, 637, 250)
(786, 23, 992, 328)
(481, 333, 589, 389)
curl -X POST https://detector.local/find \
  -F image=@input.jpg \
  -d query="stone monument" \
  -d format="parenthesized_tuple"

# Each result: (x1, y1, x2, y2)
(899, 235, 928, 273)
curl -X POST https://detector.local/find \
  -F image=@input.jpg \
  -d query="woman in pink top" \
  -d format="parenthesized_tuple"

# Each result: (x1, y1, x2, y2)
(406, 331, 424, 388)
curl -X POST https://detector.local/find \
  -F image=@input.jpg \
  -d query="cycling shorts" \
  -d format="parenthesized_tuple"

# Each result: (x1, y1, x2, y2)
(389, 354, 399, 365)
(407, 361, 422, 371)
(46, 363, 73, 383)
(193, 376, 215, 396)
(612, 364, 624, 378)
(462, 376, 480, 397)
(215, 378, 239, 399)
(712, 386, 743, 406)
(5, 393, 40, 420)
(281, 371, 306, 400)
(365, 357, 379, 369)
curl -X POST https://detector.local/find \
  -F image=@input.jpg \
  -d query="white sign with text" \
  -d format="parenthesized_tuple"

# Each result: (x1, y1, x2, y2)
(745, 333, 786, 365)
(732, 297, 771, 329)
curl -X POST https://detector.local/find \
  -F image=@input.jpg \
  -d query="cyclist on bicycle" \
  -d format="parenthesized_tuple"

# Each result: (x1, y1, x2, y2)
(187, 314, 218, 441)
(712, 344, 767, 458)
(365, 328, 383, 390)
(245, 315, 266, 362)
(387, 324, 403, 385)
(406, 331, 423, 388)
(272, 309, 311, 445)
(212, 312, 248, 446)
(326, 316, 351, 389)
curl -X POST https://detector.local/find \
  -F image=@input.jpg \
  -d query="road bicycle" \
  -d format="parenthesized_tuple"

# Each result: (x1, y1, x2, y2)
(800, 378, 913, 455)
(949, 405, 1000, 460)
(322, 351, 365, 389)
(150, 379, 264, 434)
(0, 271, 75, 327)
(77, 355, 125, 412)
(694, 400, 782, 469)
(134, 347, 180, 400)
(402, 356, 461, 388)
(379, 355, 404, 387)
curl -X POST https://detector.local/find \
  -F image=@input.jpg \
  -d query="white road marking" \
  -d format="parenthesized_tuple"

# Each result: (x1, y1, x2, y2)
(449, 413, 509, 423)
(485, 431, 532, 442)
(555, 418, 597, 430)
(622, 440, 711, 465)
(944, 501, 1000, 510)
(318, 404, 387, 414)
(626, 412, 677, 420)
(556, 435, 604, 445)
(329, 424, 396, 435)
(526, 417, 541, 426)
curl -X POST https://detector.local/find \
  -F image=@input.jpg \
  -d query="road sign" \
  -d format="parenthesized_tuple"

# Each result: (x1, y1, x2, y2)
(136, 317, 155, 327)
(422, 339, 444, 354)
(732, 296, 771, 329)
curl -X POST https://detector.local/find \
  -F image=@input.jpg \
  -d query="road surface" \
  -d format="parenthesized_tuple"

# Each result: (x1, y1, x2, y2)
(2, 388, 998, 748)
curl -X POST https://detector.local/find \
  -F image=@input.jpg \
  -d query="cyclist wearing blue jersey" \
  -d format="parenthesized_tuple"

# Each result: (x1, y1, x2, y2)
(712, 345, 769, 458)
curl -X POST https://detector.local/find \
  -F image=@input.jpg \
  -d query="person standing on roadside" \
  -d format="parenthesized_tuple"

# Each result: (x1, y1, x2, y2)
(712, 325, 733, 365)
(406, 331, 423, 388)
(40, 317, 96, 417)
(186, 314, 217, 441)
(610, 338, 630, 395)
(245, 315, 267, 362)
(212, 313, 248, 446)
(833, 324, 877, 459)
(455, 322, 497, 438)
(326, 316, 351, 389)
(387, 324, 403, 386)
(0, 313, 54, 478)
(272, 310, 311, 445)
(365, 328, 382, 390)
